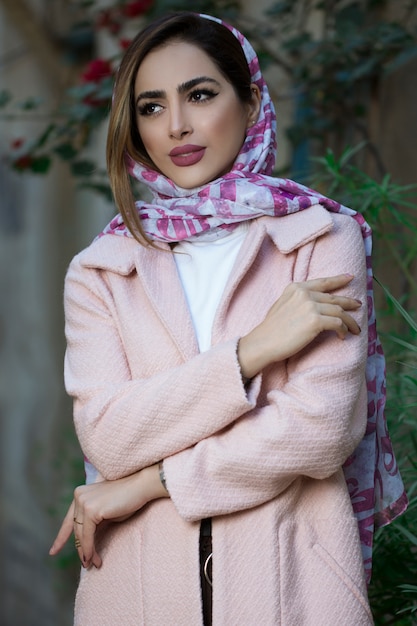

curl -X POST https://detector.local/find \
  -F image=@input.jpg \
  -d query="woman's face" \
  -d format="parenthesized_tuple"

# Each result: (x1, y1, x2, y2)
(134, 41, 260, 188)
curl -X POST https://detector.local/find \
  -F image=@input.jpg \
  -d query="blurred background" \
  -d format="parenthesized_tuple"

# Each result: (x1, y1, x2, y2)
(0, 1, 416, 624)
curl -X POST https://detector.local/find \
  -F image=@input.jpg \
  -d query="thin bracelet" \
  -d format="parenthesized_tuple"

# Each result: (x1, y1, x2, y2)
(236, 339, 251, 386)
(158, 461, 167, 491)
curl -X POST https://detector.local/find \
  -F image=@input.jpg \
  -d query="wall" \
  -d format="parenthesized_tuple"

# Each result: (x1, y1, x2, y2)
(0, 2, 112, 624)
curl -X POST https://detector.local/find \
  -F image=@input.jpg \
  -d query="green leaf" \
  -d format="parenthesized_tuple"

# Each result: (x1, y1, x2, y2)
(265, 1, 293, 16)
(67, 83, 97, 99)
(34, 124, 56, 150)
(77, 181, 113, 202)
(388, 336, 417, 354)
(399, 584, 417, 592)
(54, 143, 78, 160)
(375, 278, 417, 333)
(17, 97, 43, 110)
(385, 45, 417, 73)
(395, 524, 417, 548)
(0, 89, 12, 108)
(31, 155, 51, 174)
(349, 58, 378, 81)
(71, 160, 95, 176)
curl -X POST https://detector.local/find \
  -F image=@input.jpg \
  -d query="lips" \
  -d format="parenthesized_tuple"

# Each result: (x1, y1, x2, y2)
(169, 144, 205, 167)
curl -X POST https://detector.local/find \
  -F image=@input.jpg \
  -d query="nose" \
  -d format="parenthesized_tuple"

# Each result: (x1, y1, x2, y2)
(168, 103, 192, 140)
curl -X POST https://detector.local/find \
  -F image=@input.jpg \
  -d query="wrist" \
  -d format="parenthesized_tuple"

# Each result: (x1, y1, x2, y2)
(238, 332, 270, 379)
(141, 464, 169, 503)
(158, 461, 168, 492)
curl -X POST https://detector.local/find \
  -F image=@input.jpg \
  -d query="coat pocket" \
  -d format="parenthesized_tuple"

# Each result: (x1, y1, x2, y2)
(74, 519, 144, 626)
(313, 542, 374, 624)
(278, 519, 374, 626)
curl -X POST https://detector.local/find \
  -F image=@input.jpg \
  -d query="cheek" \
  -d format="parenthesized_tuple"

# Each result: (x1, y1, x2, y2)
(207, 105, 247, 143)
(136, 122, 156, 156)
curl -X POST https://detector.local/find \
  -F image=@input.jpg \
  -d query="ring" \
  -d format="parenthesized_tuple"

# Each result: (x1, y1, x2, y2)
(74, 538, 82, 549)
(203, 552, 212, 588)
(73, 517, 83, 525)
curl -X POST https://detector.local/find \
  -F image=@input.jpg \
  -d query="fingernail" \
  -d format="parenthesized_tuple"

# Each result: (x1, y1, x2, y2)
(345, 273, 353, 278)
(355, 299, 362, 305)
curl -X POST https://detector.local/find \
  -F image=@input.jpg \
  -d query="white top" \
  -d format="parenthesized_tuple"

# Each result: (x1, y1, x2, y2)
(174, 223, 249, 352)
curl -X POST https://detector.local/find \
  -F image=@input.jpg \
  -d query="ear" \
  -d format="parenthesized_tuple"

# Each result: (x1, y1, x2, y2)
(246, 83, 261, 128)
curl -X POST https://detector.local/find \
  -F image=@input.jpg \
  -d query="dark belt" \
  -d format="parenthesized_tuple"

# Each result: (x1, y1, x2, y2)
(200, 518, 212, 626)
(201, 517, 212, 537)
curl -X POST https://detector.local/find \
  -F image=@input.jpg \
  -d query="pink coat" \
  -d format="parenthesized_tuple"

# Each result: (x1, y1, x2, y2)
(64, 206, 374, 625)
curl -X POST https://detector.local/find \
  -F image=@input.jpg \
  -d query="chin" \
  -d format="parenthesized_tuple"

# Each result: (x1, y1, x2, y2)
(172, 176, 212, 189)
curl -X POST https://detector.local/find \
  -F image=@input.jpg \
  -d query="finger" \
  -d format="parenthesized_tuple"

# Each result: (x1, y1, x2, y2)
(80, 517, 98, 567)
(49, 500, 76, 556)
(341, 311, 361, 336)
(304, 274, 355, 293)
(318, 307, 361, 338)
(312, 293, 362, 310)
(74, 525, 85, 566)
(91, 550, 103, 569)
(74, 535, 84, 565)
(318, 314, 350, 339)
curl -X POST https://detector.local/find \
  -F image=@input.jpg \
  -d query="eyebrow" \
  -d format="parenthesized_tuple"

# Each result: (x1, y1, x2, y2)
(136, 76, 221, 104)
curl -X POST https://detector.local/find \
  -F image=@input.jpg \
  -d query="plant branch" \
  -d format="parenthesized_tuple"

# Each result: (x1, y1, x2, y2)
(352, 118, 388, 179)
(377, 224, 417, 297)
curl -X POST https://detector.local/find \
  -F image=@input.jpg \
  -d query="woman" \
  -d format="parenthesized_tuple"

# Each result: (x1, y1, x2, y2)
(50, 12, 407, 625)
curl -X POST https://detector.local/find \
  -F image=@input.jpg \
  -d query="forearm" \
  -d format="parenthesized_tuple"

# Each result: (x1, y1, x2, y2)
(49, 463, 169, 566)
(163, 358, 368, 521)
(138, 463, 170, 503)
(68, 339, 258, 480)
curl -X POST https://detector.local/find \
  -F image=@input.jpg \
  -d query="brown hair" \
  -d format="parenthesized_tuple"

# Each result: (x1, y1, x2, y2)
(106, 12, 252, 245)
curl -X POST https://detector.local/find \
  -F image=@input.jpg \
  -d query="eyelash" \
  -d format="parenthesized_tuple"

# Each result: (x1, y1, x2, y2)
(137, 88, 219, 117)
(189, 88, 218, 103)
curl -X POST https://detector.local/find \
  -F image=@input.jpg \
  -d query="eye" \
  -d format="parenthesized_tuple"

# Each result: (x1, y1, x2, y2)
(137, 102, 163, 117)
(189, 88, 218, 103)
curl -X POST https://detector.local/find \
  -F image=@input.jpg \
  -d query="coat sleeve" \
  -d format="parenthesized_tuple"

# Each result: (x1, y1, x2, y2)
(64, 258, 260, 481)
(163, 215, 370, 521)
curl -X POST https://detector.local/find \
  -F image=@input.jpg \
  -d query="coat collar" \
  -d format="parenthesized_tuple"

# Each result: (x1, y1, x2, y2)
(263, 203, 333, 253)
(75, 204, 333, 359)
(77, 204, 333, 274)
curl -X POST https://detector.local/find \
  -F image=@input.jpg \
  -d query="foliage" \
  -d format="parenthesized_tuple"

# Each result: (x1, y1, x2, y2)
(369, 291, 417, 624)
(242, 0, 417, 178)
(312, 144, 417, 304)
(313, 147, 417, 624)
(199, 0, 414, 177)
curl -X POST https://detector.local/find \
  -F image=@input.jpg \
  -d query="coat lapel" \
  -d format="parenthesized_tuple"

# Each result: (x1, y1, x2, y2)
(78, 235, 199, 361)
(133, 244, 200, 362)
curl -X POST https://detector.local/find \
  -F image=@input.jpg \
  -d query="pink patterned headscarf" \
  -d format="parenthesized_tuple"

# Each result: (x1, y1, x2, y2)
(101, 14, 407, 582)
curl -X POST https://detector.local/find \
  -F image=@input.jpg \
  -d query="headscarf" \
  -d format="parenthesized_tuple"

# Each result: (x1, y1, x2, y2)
(101, 14, 408, 583)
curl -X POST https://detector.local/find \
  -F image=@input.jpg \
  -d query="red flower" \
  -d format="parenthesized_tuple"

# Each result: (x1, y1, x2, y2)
(82, 59, 113, 83)
(122, 0, 153, 18)
(96, 9, 122, 35)
(96, 9, 122, 34)
(14, 155, 33, 170)
(96, 9, 113, 28)
(119, 38, 132, 50)
(11, 138, 24, 150)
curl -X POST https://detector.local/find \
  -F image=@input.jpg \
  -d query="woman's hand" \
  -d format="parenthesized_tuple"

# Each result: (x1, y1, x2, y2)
(49, 463, 169, 569)
(238, 274, 362, 380)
